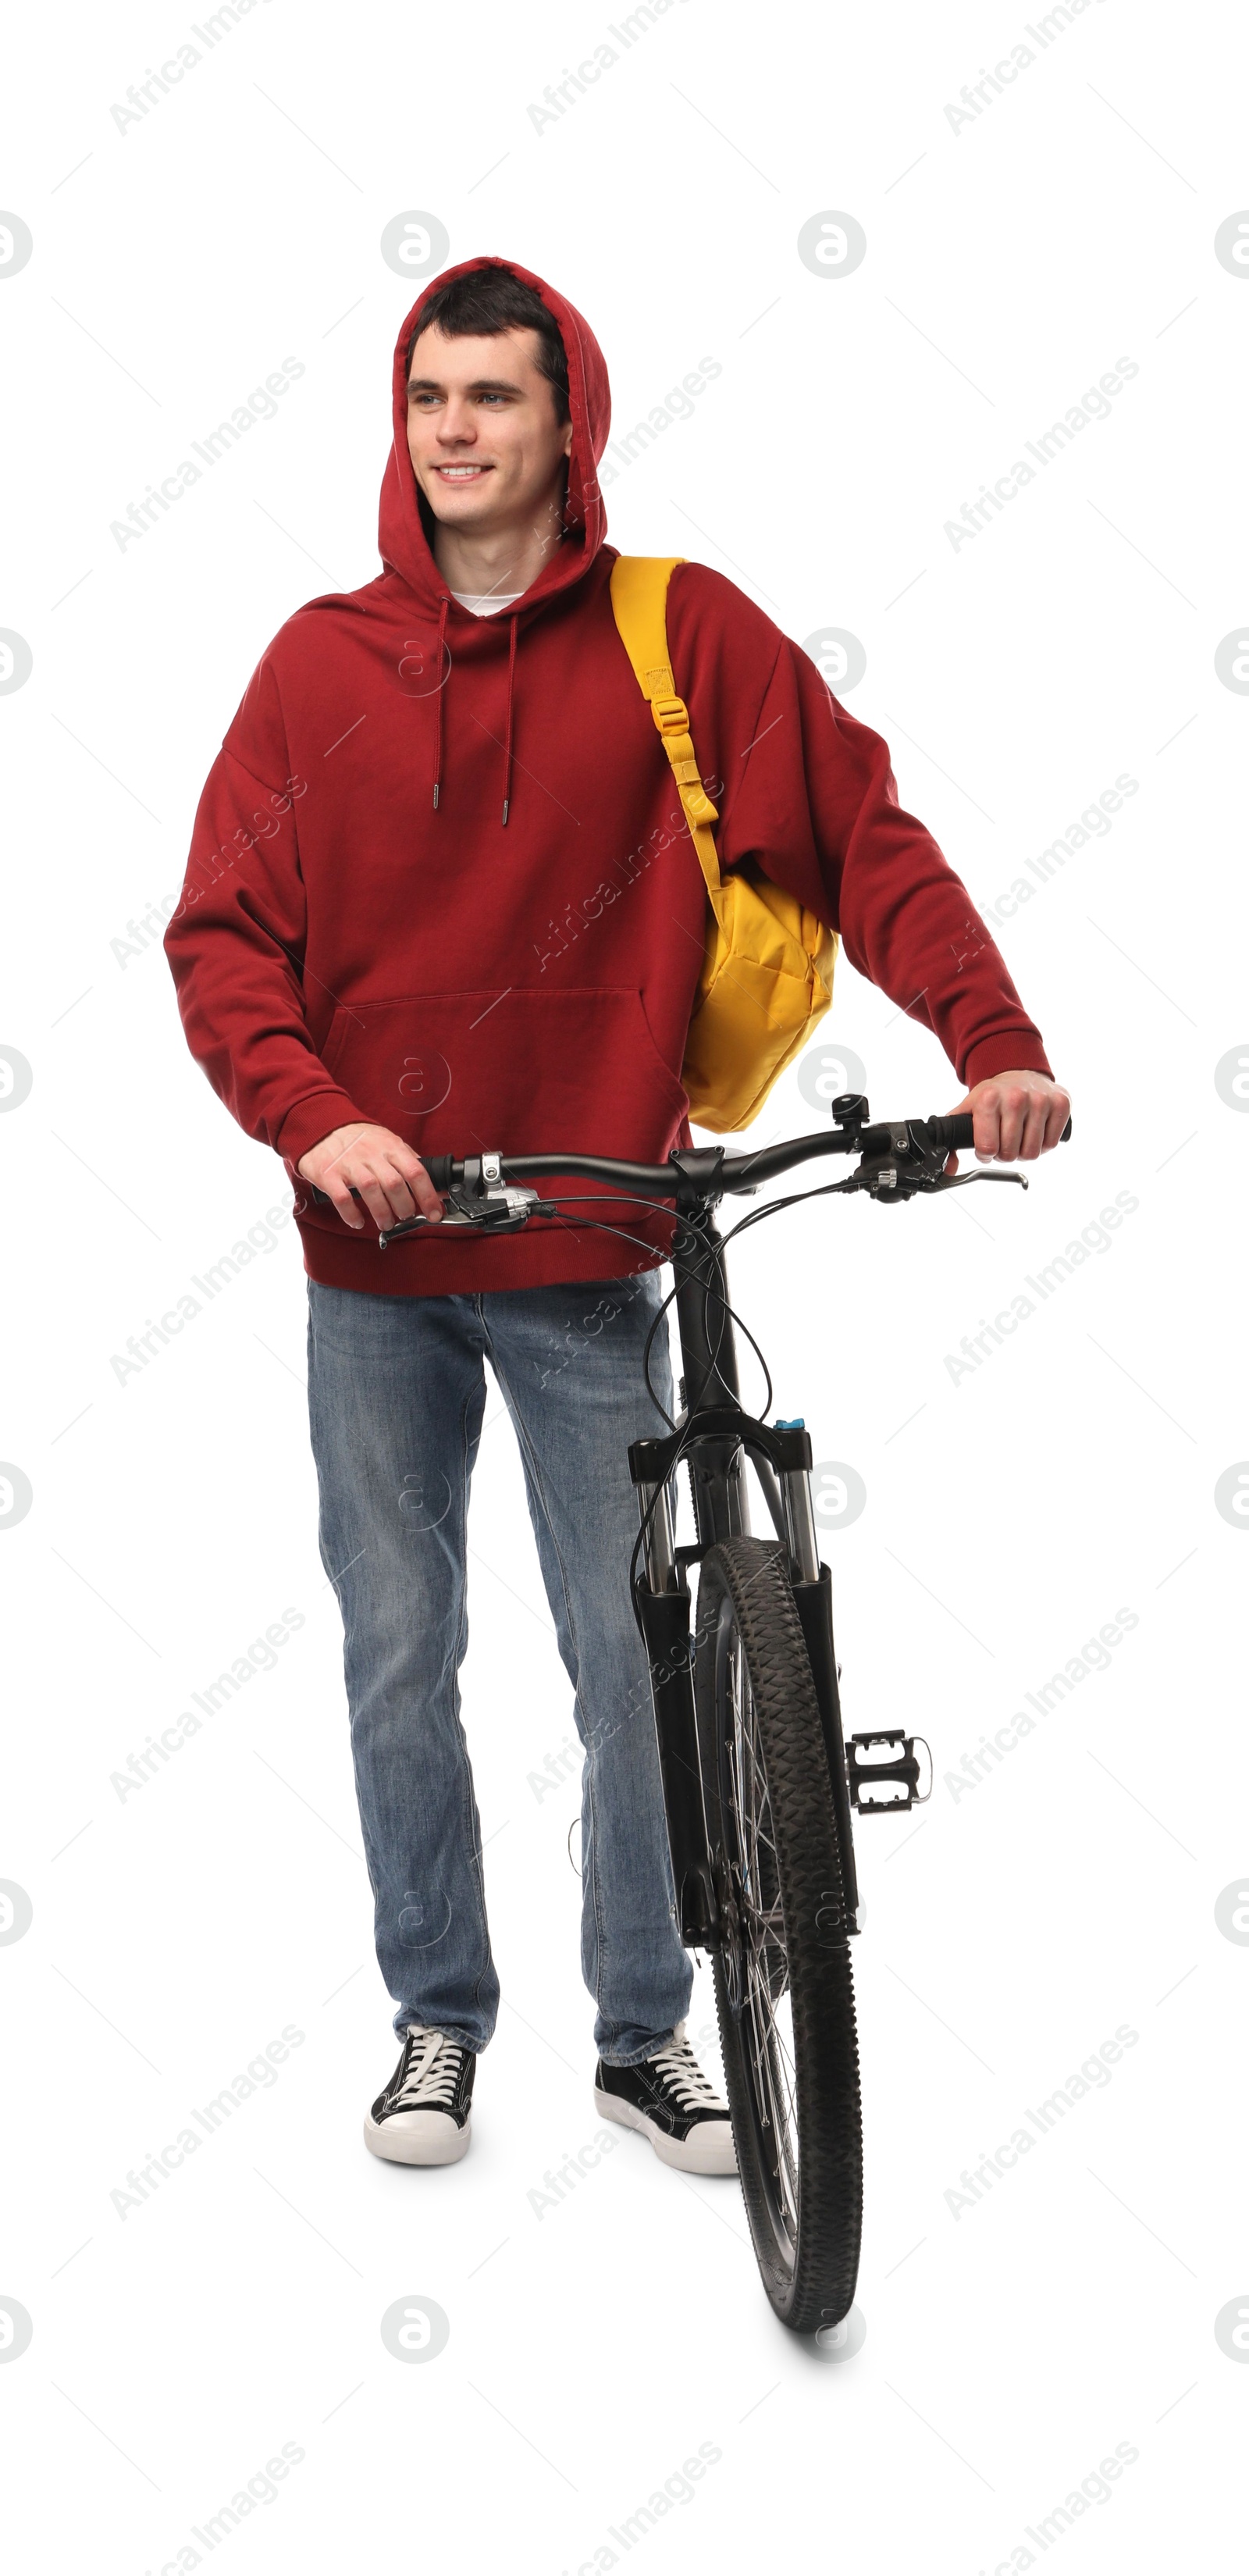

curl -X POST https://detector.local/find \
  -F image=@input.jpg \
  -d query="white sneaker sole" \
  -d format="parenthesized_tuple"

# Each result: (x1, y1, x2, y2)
(594, 2085, 738, 2176)
(363, 2109, 471, 2167)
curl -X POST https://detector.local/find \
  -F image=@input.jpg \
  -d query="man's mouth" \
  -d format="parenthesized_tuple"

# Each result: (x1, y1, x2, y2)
(432, 465, 491, 482)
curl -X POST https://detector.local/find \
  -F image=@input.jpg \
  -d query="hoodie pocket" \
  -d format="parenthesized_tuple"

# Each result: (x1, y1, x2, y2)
(309, 985, 688, 1221)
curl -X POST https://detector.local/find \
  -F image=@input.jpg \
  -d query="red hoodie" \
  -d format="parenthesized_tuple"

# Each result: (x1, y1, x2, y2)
(164, 255, 1052, 1295)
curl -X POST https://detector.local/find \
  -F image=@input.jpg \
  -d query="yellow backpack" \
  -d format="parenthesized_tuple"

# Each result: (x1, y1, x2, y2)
(610, 554, 838, 1135)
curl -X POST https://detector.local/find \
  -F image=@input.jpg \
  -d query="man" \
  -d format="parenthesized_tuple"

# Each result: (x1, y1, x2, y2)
(165, 256, 1069, 2177)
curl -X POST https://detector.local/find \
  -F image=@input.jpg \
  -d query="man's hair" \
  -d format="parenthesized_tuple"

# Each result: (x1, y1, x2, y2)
(405, 270, 570, 424)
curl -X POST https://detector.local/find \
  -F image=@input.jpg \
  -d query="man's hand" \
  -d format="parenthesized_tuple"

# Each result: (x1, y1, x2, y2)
(948, 1071, 1071, 1165)
(295, 1123, 445, 1231)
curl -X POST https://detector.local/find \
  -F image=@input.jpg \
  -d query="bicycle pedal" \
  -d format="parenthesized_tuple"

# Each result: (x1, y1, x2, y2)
(845, 1730, 931, 1812)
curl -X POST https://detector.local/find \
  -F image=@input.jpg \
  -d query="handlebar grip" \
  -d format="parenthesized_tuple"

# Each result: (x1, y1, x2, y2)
(306, 1151, 456, 1210)
(923, 1110, 1073, 1154)
(924, 1113, 975, 1153)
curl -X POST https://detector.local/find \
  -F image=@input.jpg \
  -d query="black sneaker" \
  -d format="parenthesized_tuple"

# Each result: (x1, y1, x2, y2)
(593, 2019, 737, 2175)
(364, 2022, 475, 2166)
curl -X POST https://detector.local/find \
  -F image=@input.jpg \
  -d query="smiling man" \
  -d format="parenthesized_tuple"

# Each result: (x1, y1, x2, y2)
(165, 257, 1068, 2179)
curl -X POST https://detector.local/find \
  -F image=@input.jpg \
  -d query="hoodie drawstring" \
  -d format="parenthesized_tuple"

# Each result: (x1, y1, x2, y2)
(432, 595, 448, 810)
(432, 599, 520, 828)
(501, 613, 518, 828)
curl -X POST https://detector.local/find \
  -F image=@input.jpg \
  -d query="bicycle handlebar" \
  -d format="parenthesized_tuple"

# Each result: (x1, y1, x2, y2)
(397, 1108, 1068, 1200)
(301, 1094, 1072, 1245)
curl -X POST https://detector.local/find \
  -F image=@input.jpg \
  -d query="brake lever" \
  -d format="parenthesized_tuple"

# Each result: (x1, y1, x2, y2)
(377, 1206, 466, 1245)
(849, 1148, 1030, 1202)
(377, 1181, 556, 1249)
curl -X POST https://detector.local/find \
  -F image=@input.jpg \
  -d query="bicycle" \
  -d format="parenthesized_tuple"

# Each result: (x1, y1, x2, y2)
(315, 1088, 1069, 2332)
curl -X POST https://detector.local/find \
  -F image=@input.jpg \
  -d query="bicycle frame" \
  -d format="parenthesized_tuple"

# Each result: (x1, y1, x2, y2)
(628, 1196, 862, 1953)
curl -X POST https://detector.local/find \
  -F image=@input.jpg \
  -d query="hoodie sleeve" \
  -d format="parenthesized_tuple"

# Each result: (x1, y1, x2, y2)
(163, 654, 368, 1168)
(669, 571, 1051, 1088)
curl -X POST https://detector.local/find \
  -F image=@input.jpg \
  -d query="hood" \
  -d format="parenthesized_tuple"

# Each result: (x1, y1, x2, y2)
(377, 253, 612, 617)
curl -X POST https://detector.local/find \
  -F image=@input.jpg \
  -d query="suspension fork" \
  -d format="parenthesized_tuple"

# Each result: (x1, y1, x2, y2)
(625, 1204, 742, 1947)
(635, 1197, 862, 1940)
(629, 1202, 863, 1943)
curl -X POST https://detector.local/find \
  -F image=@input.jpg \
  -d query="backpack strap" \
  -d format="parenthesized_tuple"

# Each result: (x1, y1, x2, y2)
(608, 557, 721, 898)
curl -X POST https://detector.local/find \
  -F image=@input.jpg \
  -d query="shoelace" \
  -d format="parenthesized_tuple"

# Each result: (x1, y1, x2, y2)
(644, 2022, 727, 2114)
(390, 2025, 461, 2111)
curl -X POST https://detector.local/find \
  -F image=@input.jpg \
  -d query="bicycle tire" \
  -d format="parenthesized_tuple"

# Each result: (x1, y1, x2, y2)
(693, 1534, 862, 2332)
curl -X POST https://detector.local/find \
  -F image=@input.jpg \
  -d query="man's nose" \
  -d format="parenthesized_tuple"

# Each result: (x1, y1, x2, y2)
(436, 404, 476, 444)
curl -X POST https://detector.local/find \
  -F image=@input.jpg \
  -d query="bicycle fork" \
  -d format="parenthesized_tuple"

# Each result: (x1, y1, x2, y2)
(627, 1203, 863, 1943)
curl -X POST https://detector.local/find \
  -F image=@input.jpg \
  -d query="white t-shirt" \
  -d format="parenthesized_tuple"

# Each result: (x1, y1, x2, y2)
(449, 590, 523, 616)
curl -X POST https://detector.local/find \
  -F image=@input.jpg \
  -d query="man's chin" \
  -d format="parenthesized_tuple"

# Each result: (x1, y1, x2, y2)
(417, 474, 501, 526)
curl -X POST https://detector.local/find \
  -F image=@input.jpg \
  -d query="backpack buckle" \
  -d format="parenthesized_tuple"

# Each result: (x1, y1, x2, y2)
(651, 696, 719, 825)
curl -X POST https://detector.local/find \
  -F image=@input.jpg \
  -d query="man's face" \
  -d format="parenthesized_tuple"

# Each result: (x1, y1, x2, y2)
(405, 323, 572, 534)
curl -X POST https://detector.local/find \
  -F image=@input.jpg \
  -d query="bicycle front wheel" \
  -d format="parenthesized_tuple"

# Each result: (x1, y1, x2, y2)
(694, 1535, 862, 2332)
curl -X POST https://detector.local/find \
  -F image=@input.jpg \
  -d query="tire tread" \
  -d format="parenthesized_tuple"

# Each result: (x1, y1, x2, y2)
(696, 1535, 862, 2331)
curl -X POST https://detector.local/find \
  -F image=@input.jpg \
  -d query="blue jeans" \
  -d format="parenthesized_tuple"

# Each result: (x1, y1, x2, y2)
(305, 1270, 693, 2062)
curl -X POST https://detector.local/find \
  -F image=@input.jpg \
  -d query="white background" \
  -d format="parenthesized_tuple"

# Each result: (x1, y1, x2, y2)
(2, 0, 1246, 2567)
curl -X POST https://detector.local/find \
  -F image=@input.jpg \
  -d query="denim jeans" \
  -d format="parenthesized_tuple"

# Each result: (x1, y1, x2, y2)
(305, 1269, 693, 2062)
